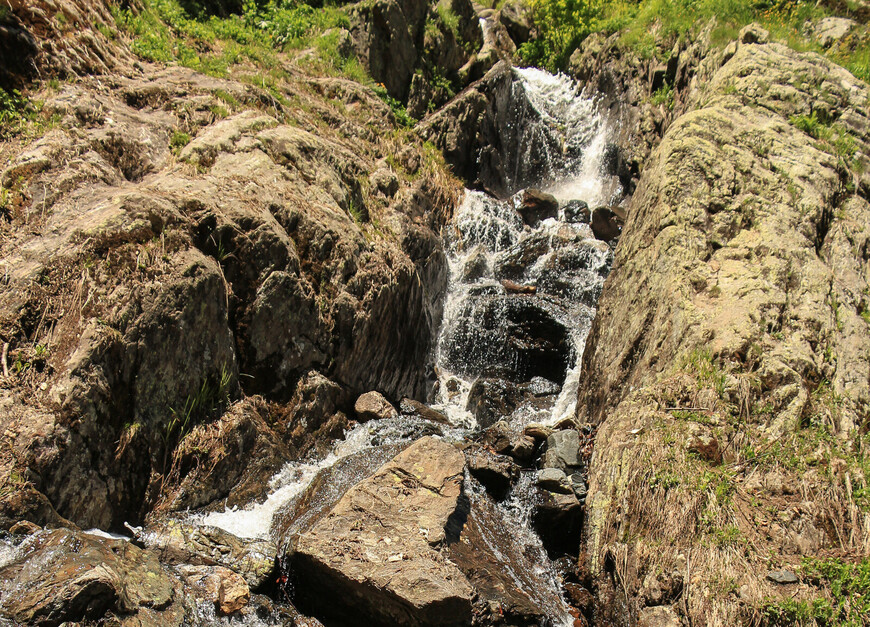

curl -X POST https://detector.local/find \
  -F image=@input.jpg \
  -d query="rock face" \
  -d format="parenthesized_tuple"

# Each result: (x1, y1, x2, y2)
(0, 49, 457, 529)
(577, 26, 870, 625)
(288, 437, 474, 626)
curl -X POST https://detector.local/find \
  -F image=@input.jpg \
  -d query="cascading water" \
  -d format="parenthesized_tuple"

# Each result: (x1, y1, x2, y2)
(196, 67, 621, 625)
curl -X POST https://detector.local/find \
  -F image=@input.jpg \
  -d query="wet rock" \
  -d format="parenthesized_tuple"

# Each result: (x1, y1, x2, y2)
(590, 207, 622, 241)
(444, 295, 573, 384)
(157, 397, 292, 514)
(460, 246, 489, 282)
(135, 519, 277, 589)
(563, 200, 590, 223)
(177, 564, 250, 615)
(8, 520, 41, 535)
(536, 468, 572, 493)
(480, 421, 516, 455)
(524, 423, 553, 441)
(518, 188, 558, 227)
(400, 398, 451, 425)
(447, 487, 569, 624)
(288, 437, 473, 625)
(542, 429, 582, 471)
(564, 583, 594, 611)
(0, 528, 176, 625)
(532, 489, 583, 557)
(767, 570, 799, 584)
(501, 279, 536, 294)
(354, 391, 398, 422)
(510, 435, 537, 462)
(467, 448, 517, 499)
(272, 444, 409, 548)
(467, 378, 522, 428)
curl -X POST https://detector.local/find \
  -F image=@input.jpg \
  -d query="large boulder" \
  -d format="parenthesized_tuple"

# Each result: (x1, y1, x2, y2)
(288, 437, 473, 625)
(517, 188, 559, 227)
(0, 528, 178, 625)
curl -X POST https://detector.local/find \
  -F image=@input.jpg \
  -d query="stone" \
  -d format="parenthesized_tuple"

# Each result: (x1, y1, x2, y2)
(570, 472, 588, 501)
(499, 2, 531, 46)
(8, 520, 41, 535)
(739, 23, 769, 44)
(563, 200, 590, 223)
(468, 448, 517, 499)
(524, 423, 553, 440)
(814, 17, 856, 48)
(536, 468, 572, 493)
(288, 437, 473, 625)
(686, 432, 722, 463)
(371, 167, 399, 197)
(518, 188, 559, 227)
(532, 489, 583, 557)
(638, 605, 682, 627)
(354, 391, 399, 422)
(460, 246, 489, 282)
(400, 398, 451, 425)
(767, 570, 799, 584)
(135, 519, 278, 589)
(349, 0, 429, 101)
(0, 528, 175, 625)
(590, 207, 622, 241)
(542, 429, 582, 471)
(510, 434, 537, 462)
(501, 278, 536, 294)
(177, 564, 250, 615)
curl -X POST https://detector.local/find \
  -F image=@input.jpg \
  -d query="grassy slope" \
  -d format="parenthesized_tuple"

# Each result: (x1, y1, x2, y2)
(519, 0, 870, 84)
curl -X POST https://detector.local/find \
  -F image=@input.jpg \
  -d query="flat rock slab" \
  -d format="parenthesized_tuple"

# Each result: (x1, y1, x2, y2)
(291, 436, 473, 626)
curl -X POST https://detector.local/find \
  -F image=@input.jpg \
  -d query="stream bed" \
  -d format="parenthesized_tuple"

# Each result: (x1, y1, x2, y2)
(197, 66, 622, 626)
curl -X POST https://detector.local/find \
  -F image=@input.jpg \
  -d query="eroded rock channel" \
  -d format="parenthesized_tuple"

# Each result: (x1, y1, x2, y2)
(189, 66, 625, 626)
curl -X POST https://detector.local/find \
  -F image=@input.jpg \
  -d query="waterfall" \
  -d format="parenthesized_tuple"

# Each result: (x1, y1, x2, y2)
(195, 67, 620, 625)
(432, 67, 619, 428)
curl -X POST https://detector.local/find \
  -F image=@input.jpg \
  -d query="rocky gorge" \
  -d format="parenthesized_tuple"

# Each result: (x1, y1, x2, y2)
(0, 0, 869, 626)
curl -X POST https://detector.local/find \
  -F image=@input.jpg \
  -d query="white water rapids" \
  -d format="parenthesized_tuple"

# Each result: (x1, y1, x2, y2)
(196, 67, 622, 624)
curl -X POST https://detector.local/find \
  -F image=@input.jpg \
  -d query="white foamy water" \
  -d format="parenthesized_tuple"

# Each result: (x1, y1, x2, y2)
(197, 422, 372, 539)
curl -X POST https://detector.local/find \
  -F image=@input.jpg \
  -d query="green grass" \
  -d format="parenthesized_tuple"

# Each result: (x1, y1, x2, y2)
(517, 0, 870, 84)
(112, 0, 354, 79)
(762, 557, 870, 626)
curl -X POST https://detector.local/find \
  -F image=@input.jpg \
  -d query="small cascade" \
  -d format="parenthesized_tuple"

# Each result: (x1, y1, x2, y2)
(432, 67, 620, 429)
(194, 67, 622, 625)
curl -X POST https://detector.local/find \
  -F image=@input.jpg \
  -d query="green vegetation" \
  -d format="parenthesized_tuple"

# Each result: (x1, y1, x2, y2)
(517, 0, 870, 84)
(763, 557, 870, 626)
(0, 88, 37, 139)
(170, 129, 192, 152)
(373, 84, 416, 127)
(165, 366, 233, 449)
(112, 0, 355, 79)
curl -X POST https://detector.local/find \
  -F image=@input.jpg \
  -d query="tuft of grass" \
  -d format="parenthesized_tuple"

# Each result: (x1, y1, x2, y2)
(372, 83, 416, 127)
(170, 129, 192, 152)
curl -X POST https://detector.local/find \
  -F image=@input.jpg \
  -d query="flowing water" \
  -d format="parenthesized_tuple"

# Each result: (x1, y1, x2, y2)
(198, 67, 621, 624)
